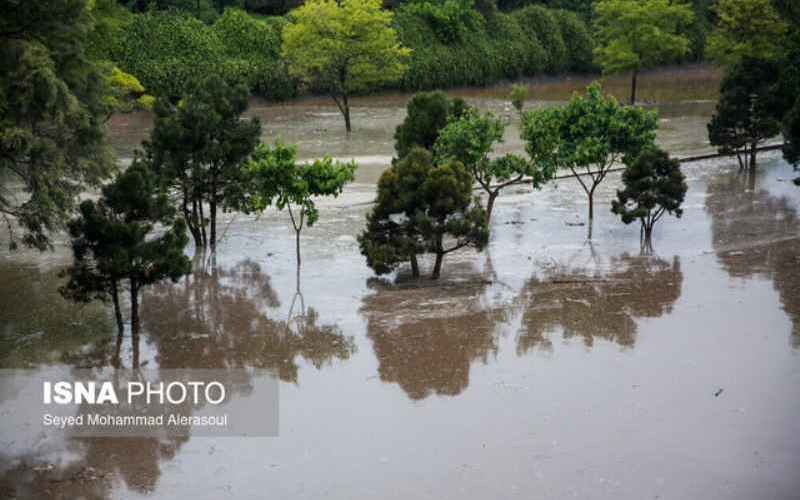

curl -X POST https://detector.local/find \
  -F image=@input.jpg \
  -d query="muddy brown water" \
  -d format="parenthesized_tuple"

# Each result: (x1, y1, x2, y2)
(2, 66, 800, 499)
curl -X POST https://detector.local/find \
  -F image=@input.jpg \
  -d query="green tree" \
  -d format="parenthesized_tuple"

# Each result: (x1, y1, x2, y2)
(611, 148, 687, 251)
(394, 91, 467, 160)
(246, 143, 356, 266)
(707, 59, 782, 171)
(521, 83, 658, 228)
(358, 148, 488, 279)
(60, 163, 191, 367)
(0, 0, 115, 250)
(146, 75, 261, 253)
(282, 0, 411, 133)
(435, 108, 553, 222)
(592, 0, 694, 104)
(705, 0, 787, 66)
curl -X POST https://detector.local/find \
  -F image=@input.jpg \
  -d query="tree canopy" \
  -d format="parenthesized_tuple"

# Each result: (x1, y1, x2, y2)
(0, 0, 115, 250)
(246, 142, 356, 266)
(434, 108, 553, 222)
(521, 83, 658, 229)
(393, 91, 467, 160)
(282, 0, 411, 132)
(60, 162, 190, 366)
(592, 0, 694, 104)
(359, 148, 488, 279)
(705, 0, 788, 66)
(611, 147, 687, 251)
(145, 74, 261, 252)
(707, 58, 782, 171)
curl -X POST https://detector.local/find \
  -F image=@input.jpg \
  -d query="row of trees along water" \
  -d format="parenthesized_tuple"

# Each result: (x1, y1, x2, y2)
(1, 0, 799, 340)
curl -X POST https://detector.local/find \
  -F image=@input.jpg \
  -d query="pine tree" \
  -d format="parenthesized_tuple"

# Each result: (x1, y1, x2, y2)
(146, 75, 261, 253)
(707, 59, 782, 171)
(359, 148, 488, 279)
(61, 163, 191, 366)
(1, 0, 115, 250)
(611, 148, 687, 252)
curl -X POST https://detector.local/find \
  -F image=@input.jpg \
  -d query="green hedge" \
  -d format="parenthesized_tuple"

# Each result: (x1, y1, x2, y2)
(393, 1, 592, 91)
(511, 5, 567, 72)
(114, 12, 224, 100)
(113, 4, 592, 100)
(552, 9, 593, 72)
(211, 9, 296, 100)
(114, 9, 295, 101)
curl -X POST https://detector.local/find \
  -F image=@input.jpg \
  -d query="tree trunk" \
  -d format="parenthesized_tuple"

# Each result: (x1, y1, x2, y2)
(197, 198, 207, 248)
(129, 281, 140, 369)
(110, 280, 124, 368)
(587, 187, 595, 222)
(295, 228, 302, 267)
(343, 93, 351, 133)
(749, 143, 757, 172)
(431, 252, 444, 280)
(210, 196, 217, 254)
(110, 280, 124, 337)
(486, 191, 498, 223)
(183, 193, 202, 248)
(630, 69, 638, 105)
(410, 254, 419, 278)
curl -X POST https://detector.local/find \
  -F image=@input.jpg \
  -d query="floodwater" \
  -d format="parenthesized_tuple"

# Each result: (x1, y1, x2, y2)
(2, 65, 800, 499)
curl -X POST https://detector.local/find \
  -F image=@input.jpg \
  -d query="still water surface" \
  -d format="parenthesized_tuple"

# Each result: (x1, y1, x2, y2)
(1, 66, 799, 499)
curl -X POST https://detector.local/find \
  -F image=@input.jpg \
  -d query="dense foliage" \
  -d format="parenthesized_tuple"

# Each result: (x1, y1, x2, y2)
(0, 0, 115, 250)
(212, 9, 297, 99)
(611, 147, 687, 248)
(144, 75, 261, 252)
(707, 59, 782, 171)
(390, 2, 592, 90)
(111, 9, 294, 101)
(60, 163, 191, 365)
(283, 0, 411, 132)
(359, 148, 488, 279)
(393, 91, 467, 160)
(705, 0, 787, 66)
(85, 0, 599, 101)
(593, 0, 694, 104)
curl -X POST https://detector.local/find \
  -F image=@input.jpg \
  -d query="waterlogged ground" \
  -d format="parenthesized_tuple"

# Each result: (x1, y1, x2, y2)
(2, 66, 800, 499)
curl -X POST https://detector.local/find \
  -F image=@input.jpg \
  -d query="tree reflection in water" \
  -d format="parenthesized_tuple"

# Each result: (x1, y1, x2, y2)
(706, 171, 800, 348)
(141, 259, 355, 381)
(517, 255, 683, 353)
(361, 272, 505, 400)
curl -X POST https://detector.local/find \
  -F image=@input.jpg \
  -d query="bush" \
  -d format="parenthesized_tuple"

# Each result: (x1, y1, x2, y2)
(402, 0, 485, 43)
(114, 9, 296, 101)
(113, 3, 590, 98)
(212, 9, 296, 100)
(512, 5, 568, 72)
(114, 12, 225, 100)
(394, 7, 553, 90)
(552, 9, 593, 72)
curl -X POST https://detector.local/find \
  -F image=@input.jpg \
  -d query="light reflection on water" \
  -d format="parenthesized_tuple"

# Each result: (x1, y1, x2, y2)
(2, 65, 800, 500)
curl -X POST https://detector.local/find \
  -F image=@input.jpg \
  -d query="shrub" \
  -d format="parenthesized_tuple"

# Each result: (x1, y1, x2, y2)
(403, 0, 484, 43)
(512, 5, 568, 72)
(552, 9, 593, 71)
(212, 9, 296, 100)
(393, 7, 553, 90)
(114, 12, 225, 100)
